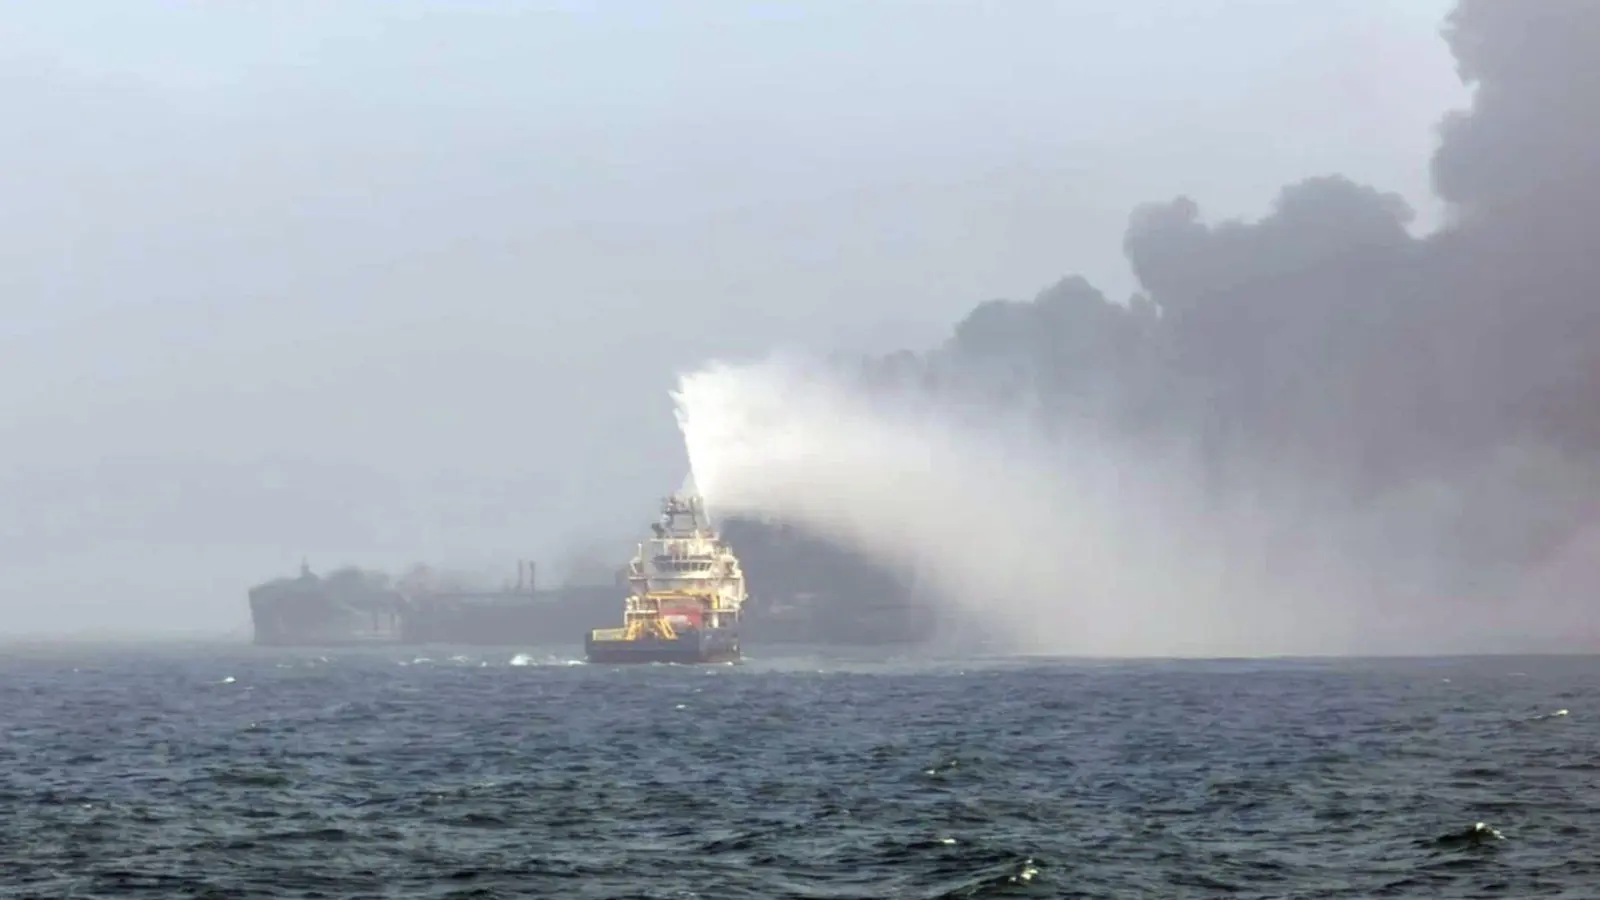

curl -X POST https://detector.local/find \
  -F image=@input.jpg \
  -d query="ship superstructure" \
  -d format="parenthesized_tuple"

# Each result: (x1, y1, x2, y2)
(585, 493, 746, 664)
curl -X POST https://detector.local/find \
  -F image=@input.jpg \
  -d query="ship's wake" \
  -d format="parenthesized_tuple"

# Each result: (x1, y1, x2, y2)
(670, 355, 1580, 658)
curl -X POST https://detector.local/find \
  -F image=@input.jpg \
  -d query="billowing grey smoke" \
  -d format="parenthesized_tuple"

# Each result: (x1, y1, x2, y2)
(679, 2, 1600, 655)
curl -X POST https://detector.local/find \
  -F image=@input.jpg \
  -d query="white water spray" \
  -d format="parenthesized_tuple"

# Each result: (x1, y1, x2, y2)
(668, 354, 1600, 657)
(675, 357, 1433, 657)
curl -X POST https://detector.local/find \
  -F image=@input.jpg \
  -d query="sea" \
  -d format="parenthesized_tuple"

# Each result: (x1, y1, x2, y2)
(1, 644, 1595, 899)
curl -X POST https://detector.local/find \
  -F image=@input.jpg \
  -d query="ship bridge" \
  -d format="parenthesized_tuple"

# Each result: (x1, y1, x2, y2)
(651, 493, 712, 539)
(625, 493, 747, 619)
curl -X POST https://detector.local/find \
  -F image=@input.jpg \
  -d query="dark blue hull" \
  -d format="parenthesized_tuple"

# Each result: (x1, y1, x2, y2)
(584, 626, 741, 665)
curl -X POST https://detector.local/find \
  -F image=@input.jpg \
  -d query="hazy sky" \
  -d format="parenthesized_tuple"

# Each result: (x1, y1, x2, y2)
(1, 1, 1465, 636)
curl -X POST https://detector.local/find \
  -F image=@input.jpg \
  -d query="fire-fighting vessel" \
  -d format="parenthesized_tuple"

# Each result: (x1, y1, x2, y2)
(584, 492, 745, 664)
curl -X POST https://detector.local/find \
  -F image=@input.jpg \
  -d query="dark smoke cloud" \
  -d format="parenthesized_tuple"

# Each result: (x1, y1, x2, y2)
(732, 1, 1600, 644)
(1432, 0, 1600, 215)
(944, 2, 1596, 475)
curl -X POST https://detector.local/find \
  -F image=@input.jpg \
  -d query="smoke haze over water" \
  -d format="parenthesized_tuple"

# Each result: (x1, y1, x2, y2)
(1, 1, 1591, 643)
(672, 1, 1600, 657)
(672, 358, 1565, 657)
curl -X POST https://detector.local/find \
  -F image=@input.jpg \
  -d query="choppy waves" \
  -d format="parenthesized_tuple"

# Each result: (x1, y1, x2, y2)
(1, 646, 1597, 898)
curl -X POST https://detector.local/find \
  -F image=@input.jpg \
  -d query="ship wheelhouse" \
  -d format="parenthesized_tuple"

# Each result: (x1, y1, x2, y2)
(618, 493, 747, 634)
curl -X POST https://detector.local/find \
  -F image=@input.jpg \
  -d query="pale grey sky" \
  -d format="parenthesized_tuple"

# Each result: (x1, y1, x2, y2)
(1, 1, 1464, 636)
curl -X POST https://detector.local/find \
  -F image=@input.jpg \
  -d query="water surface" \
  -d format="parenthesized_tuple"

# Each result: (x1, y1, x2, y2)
(2, 644, 1595, 898)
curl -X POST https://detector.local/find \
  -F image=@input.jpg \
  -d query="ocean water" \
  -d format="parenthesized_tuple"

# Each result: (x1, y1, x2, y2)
(1, 645, 1596, 899)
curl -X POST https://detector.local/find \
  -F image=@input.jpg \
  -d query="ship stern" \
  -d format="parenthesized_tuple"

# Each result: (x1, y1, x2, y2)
(584, 626, 740, 665)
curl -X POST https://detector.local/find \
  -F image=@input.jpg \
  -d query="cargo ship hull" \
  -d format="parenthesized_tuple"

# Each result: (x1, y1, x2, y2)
(585, 626, 740, 665)
(248, 561, 621, 648)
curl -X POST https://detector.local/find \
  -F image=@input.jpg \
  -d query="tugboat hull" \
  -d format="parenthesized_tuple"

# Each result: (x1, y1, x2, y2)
(585, 626, 740, 665)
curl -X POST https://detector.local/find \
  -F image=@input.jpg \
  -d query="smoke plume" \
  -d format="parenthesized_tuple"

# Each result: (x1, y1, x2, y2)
(670, 1, 1600, 656)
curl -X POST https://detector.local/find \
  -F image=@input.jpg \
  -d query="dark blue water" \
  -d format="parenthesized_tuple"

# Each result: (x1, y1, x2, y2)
(1, 645, 1596, 898)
